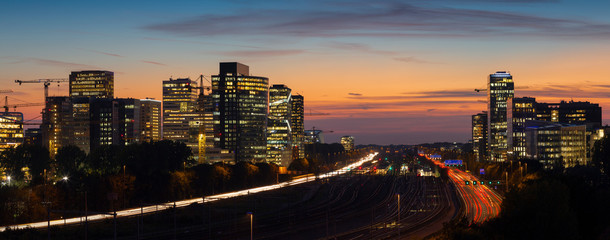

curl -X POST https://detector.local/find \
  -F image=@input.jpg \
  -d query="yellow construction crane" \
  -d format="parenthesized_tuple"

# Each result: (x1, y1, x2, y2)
(15, 78, 69, 100)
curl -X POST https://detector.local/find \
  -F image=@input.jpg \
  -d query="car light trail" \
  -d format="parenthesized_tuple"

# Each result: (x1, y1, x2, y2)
(0, 152, 378, 232)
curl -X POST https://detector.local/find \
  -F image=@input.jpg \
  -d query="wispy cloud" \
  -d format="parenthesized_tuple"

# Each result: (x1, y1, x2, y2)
(141, 60, 167, 66)
(216, 49, 305, 58)
(8, 57, 98, 69)
(143, 2, 610, 39)
(393, 57, 436, 64)
(324, 42, 395, 55)
(79, 48, 123, 58)
(348, 92, 362, 96)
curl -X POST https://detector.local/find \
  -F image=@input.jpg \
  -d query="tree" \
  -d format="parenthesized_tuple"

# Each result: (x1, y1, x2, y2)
(592, 135, 610, 175)
(55, 145, 87, 177)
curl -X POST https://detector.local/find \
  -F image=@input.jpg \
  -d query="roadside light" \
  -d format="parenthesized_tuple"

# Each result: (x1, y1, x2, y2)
(489, 181, 492, 185)
(473, 181, 477, 185)
(358, 166, 362, 170)
(63, 176, 68, 181)
(497, 181, 501, 184)
(465, 181, 469, 185)
(480, 181, 484, 185)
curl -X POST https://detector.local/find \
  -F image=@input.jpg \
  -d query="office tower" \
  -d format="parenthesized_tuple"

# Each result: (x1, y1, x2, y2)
(0, 112, 23, 152)
(535, 100, 602, 130)
(341, 136, 355, 151)
(267, 84, 292, 166)
(525, 122, 587, 169)
(507, 97, 536, 159)
(69, 70, 114, 98)
(71, 97, 92, 153)
(290, 95, 304, 159)
(116, 98, 141, 145)
(162, 78, 203, 161)
(212, 62, 269, 162)
(90, 98, 122, 148)
(472, 112, 488, 162)
(487, 71, 514, 162)
(43, 96, 73, 155)
(140, 98, 162, 142)
(24, 128, 42, 146)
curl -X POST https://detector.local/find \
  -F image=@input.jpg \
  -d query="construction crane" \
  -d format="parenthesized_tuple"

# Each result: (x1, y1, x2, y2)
(0, 89, 13, 93)
(15, 78, 69, 100)
(0, 115, 41, 126)
(195, 74, 212, 163)
(474, 88, 487, 92)
(3, 96, 44, 113)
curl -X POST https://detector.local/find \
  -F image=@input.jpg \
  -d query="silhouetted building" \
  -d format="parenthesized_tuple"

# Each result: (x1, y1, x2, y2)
(139, 98, 162, 142)
(0, 112, 23, 152)
(487, 71, 514, 162)
(24, 128, 42, 146)
(507, 97, 536, 159)
(116, 98, 141, 145)
(341, 136, 355, 151)
(472, 112, 487, 162)
(535, 100, 602, 131)
(267, 84, 292, 166)
(212, 62, 269, 162)
(290, 95, 304, 159)
(162, 77, 203, 161)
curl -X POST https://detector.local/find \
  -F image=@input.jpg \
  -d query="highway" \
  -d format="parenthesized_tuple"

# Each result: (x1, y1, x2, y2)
(0, 152, 378, 232)
(449, 168, 503, 224)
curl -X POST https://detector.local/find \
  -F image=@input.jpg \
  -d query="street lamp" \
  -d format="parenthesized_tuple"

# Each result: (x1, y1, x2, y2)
(7, 176, 10, 185)
(62, 176, 68, 181)
(247, 212, 253, 240)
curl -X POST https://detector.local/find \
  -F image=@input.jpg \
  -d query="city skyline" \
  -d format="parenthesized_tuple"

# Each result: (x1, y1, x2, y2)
(2, 0, 610, 145)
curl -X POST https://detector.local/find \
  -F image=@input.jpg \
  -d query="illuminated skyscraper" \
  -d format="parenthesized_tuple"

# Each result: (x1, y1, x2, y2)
(212, 62, 269, 162)
(69, 71, 114, 98)
(507, 97, 536, 159)
(472, 112, 487, 162)
(43, 96, 73, 155)
(140, 98, 162, 142)
(341, 136, 355, 151)
(267, 85, 292, 166)
(290, 95, 304, 159)
(487, 71, 514, 162)
(162, 78, 203, 160)
(0, 112, 24, 152)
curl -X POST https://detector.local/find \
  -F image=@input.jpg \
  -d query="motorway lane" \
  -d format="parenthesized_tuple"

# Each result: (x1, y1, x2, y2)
(0, 153, 379, 232)
(448, 169, 502, 224)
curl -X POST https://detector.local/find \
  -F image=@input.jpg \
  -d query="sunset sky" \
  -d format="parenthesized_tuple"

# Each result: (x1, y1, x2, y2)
(2, 0, 610, 145)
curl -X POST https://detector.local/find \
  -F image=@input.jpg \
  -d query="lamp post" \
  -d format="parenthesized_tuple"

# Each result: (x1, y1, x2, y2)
(247, 212, 253, 240)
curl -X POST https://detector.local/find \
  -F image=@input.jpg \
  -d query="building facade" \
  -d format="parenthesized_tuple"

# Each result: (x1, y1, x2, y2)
(212, 62, 269, 162)
(162, 78, 203, 161)
(536, 100, 602, 131)
(69, 71, 114, 98)
(525, 122, 587, 169)
(472, 112, 487, 162)
(487, 71, 514, 162)
(267, 84, 292, 166)
(507, 97, 537, 159)
(43, 96, 73, 155)
(290, 94, 304, 159)
(140, 99, 162, 142)
(0, 112, 24, 152)
(341, 136, 355, 151)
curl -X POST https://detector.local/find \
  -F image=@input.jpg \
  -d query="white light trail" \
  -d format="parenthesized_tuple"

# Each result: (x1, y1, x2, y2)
(1, 152, 378, 232)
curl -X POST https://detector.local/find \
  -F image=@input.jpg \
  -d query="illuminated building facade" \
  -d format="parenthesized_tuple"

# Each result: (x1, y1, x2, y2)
(43, 96, 73, 155)
(140, 99, 161, 142)
(267, 84, 292, 166)
(472, 112, 487, 162)
(525, 122, 587, 169)
(90, 98, 122, 148)
(341, 136, 355, 151)
(69, 71, 114, 98)
(507, 97, 536, 159)
(536, 100, 602, 131)
(212, 62, 269, 162)
(71, 97, 92, 153)
(116, 98, 141, 145)
(290, 95, 304, 159)
(162, 78, 203, 160)
(487, 71, 514, 162)
(304, 129, 324, 144)
(0, 112, 24, 152)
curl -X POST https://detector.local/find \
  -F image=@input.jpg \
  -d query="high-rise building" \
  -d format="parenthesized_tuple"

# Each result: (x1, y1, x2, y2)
(71, 97, 92, 153)
(472, 112, 488, 162)
(487, 71, 514, 162)
(290, 95, 304, 159)
(43, 96, 73, 155)
(525, 121, 587, 169)
(24, 128, 42, 146)
(304, 129, 324, 144)
(267, 85, 292, 166)
(341, 136, 355, 151)
(507, 97, 536, 159)
(536, 100, 602, 131)
(69, 71, 114, 99)
(212, 62, 269, 162)
(0, 112, 24, 152)
(90, 98, 122, 148)
(140, 98, 162, 142)
(162, 78, 203, 160)
(116, 98, 141, 145)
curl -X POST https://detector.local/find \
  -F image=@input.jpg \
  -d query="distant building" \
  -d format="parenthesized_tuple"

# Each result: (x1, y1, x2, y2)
(290, 95, 305, 159)
(507, 97, 537, 159)
(0, 112, 24, 152)
(472, 112, 488, 162)
(525, 121, 587, 169)
(304, 129, 324, 144)
(162, 77, 203, 161)
(487, 71, 514, 162)
(341, 136, 355, 151)
(24, 128, 42, 146)
(139, 99, 162, 142)
(90, 98, 122, 148)
(116, 98, 141, 145)
(536, 100, 602, 131)
(212, 62, 269, 162)
(267, 84, 292, 166)
(43, 96, 73, 155)
(71, 97, 92, 153)
(69, 70, 114, 99)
